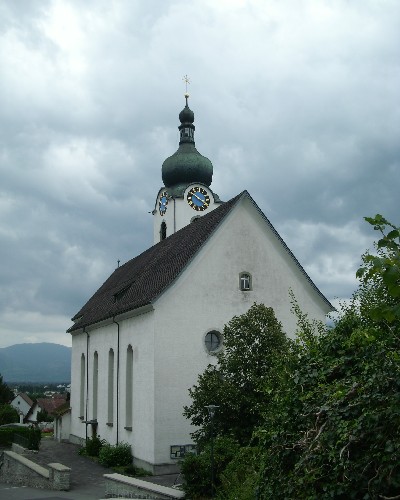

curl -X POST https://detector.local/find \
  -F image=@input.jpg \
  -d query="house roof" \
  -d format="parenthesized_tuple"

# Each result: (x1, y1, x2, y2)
(36, 397, 67, 415)
(53, 401, 71, 417)
(14, 393, 34, 407)
(68, 191, 333, 334)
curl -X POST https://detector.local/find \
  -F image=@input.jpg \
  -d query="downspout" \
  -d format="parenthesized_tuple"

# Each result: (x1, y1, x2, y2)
(113, 318, 120, 445)
(85, 329, 89, 443)
(173, 197, 176, 233)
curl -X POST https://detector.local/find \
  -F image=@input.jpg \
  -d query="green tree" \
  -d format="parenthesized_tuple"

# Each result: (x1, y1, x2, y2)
(183, 303, 290, 447)
(357, 214, 400, 324)
(37, 409, 53, 423)
(258, 215, 400, 499)
(0, 404, 19, 425)
(0, 374, 13, 404)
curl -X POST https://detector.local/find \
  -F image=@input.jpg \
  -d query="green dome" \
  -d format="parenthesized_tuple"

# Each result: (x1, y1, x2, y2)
(162, 97, 213, 190)
(179, 105, 194, 124)
(162, 143, 213, 187)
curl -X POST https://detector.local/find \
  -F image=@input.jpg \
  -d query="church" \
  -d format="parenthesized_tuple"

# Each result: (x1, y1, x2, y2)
(67, 94, 333, 473)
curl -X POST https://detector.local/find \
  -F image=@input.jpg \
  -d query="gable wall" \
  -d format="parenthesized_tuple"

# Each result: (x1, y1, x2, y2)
(11, 395, 31, 418)
(151, 196, 331, 465)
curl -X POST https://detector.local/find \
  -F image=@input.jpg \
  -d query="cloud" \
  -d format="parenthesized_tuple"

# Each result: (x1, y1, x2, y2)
(0, 0, 399, 347)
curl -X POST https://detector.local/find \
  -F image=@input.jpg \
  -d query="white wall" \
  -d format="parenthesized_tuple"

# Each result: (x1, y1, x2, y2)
(11, 395, 31, 418)
(150, 196, 331, 465)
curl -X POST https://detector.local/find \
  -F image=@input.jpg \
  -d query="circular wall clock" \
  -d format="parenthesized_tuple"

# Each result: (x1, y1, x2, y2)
(187, 187, 210, 211)
(159, 191, 168, 215)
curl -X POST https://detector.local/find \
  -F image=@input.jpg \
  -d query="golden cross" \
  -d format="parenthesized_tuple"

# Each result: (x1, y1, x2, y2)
(182, 74, 190, 95)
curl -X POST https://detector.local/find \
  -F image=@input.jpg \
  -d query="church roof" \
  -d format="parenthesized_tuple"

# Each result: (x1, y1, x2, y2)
(68, 192, 243, 333)
(68, 191, 333, 334)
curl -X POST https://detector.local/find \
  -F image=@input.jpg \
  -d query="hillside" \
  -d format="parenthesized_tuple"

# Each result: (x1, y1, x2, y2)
(0, 343, 71, 382)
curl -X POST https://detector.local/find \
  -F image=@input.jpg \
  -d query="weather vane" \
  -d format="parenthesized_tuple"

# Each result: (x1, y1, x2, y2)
(183, 74, 190, 98)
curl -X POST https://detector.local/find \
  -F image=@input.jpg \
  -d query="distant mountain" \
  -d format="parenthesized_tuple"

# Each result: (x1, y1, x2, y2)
(0, 343, 71, 383)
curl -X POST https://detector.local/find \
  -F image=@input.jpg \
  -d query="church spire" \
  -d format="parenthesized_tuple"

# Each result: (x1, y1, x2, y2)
(161, 93, 213, 195)
(178, 94, 195, 145)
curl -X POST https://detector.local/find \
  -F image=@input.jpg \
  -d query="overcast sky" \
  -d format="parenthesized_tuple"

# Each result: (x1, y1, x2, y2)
(0, 0, 399, 348)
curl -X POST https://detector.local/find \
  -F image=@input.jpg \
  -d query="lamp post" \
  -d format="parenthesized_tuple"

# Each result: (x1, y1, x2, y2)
(205, 405, 219, 499)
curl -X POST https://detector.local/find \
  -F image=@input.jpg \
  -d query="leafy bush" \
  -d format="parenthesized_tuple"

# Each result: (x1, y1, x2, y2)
(79, 435, 105, 457)
(37, 409, 53, 423)
(0, 426, 41, 450)
(0, 428, 15, 446)
(258, 215, 400, 499)
(217, 446, 260, 500)
(98, 442, 132, 467)
(0, 404, 19, 425)
(25, 426, 41, 450)
(180, 436, 240, 499)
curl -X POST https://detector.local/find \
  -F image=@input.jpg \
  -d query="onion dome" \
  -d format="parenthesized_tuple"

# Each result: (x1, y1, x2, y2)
(162, 95, 213, 192)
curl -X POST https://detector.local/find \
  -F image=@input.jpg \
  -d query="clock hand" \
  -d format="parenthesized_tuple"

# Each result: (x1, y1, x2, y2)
(192, 193, 204, 203)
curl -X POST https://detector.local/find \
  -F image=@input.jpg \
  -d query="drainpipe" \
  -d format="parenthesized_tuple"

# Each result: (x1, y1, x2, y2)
(85, 329, 89, 443)
(173, 197, 176, 233)
(113, 318, 120, 445)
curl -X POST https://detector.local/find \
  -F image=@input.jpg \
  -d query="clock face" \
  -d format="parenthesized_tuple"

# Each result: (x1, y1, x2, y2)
(159, 191, 168, 215)
(187, 187, 210, 211)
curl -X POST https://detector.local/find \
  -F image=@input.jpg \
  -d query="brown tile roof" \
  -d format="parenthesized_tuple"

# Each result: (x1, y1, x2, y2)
(67, 191, 333, 334)
(37, 397, 67, 415)
(68, 192, 244, 333)
(52, 401, 71, 417)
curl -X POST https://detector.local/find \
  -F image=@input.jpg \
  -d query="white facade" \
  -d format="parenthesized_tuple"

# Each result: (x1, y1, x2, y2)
(69, 194, 331, 473)
(55, 410, 71, 442)
(10, 394, 32, 420)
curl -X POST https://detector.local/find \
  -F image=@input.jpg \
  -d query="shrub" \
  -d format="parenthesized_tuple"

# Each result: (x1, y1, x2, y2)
(98, 442, 132, 467)
(180, 436, 240, 499)
(79, 435, 105, 457)
(0, 426, 41, 450)
(218, 446, 260, 500)
(0, 404, 19, 425)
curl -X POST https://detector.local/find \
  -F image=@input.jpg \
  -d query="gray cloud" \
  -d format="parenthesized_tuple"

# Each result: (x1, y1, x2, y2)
(0, 0, 399, 347)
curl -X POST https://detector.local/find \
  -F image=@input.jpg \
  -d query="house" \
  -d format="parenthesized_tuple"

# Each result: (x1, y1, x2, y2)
(68, 95, 334, 473)
(26, 395, 67, 426)
(10, 393, 33, 422)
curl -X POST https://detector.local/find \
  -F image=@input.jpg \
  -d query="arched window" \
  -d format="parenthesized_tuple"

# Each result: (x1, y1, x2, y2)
(239, 272, 252, 291)
(80, 354, 85, 418)
(107, 349, 114, 425)
(160, 221, 167, 241)
(204, 330, 223, 354)
(92, 351, 98, 420)
(125, 345, 133, 430)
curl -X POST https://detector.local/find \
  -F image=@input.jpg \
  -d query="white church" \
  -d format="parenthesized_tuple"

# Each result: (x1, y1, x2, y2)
(68, 95, 333, 473)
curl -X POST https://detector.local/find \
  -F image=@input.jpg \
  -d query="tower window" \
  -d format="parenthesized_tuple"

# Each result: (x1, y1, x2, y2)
(239, 272, 252, 291)
(160, 221, 167, 241)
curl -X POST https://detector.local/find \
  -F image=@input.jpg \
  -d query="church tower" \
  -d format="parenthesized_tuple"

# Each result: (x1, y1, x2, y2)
(153, 94, 221, 243)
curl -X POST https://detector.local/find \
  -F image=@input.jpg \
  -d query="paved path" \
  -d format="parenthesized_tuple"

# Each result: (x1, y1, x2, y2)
(0, 438, 182, 499)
